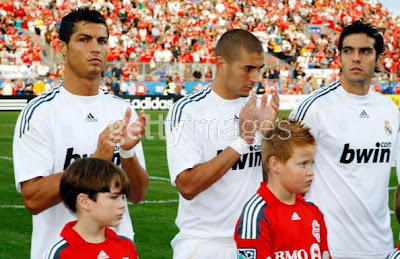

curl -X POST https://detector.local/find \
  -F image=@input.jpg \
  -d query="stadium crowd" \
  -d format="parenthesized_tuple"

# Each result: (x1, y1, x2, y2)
(0, 0, 399, 96)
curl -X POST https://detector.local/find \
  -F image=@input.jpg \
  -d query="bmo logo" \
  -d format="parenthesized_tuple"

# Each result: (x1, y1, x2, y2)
(136, 83, 147, 96)
(273, 243, 329, 259)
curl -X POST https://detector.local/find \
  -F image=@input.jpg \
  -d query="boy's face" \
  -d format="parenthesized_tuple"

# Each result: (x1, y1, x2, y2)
(88, 183, 126, 227)
(278, 144, 316, 195)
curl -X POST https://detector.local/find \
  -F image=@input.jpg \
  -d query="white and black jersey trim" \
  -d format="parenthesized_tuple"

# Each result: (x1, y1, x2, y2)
(169, 86, 211, 130)
(292, 81, 340, 121)
(43, 237, 69, 259)
(237, 194, 267, 239)
(102, 88, 130, 105)
(19, 83, 62, 138)
(387, 248, 400, 259)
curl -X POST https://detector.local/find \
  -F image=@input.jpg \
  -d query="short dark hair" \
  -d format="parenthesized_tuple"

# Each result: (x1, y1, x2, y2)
(60, 158, 129, 212)
(215, 29, 264, 63)
(338, 20, 384, 58)
(59, 6, 109, 44)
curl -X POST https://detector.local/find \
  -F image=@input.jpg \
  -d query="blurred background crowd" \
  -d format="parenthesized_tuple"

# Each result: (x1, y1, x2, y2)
(0, 0, 399, 96)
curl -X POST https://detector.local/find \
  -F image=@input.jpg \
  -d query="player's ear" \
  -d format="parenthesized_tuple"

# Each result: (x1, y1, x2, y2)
(57, 39, 67, 59)
(269, 156, 281, 175)
(215, 56, 227, 74)
(76, 193, 91, 211)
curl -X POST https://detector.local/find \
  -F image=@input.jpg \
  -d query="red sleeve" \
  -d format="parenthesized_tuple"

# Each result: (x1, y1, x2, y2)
(234, 215, 271, 259)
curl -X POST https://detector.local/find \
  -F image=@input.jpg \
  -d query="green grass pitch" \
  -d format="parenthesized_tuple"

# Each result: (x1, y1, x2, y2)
(0, 110, 398, 258)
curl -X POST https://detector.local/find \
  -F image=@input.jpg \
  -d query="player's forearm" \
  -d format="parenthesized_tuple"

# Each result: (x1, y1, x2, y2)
(20, 173, 63, 215)
(176, 147, 241, 200)
(121, 155, 149, 203)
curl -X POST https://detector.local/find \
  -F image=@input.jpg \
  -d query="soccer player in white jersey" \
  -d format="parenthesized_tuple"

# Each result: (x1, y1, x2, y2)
(290, 20, 399, 258)
(12, 7, 149, 259)
(165, 29, 280, 258)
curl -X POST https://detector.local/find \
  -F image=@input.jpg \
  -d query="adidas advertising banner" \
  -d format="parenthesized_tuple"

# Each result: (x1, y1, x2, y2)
(1, 95, 400, 111)
(0, 95, 183, 111)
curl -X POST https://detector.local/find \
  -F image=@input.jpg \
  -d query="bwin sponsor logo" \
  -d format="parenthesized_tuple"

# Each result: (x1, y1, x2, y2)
(217, 145, 262, 170)
(339, 142, 391, 164)
(63, 148, 121, 170)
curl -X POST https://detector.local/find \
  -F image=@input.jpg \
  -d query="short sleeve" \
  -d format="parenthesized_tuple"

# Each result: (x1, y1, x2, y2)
(13, 105, 54, 192)
(289, 99, 321, 141)
(165, 109, 203, 185)
(235, 214, 271, 259)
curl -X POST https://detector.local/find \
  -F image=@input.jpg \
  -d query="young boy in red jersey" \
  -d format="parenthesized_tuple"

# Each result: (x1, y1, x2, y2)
(235, 118, 331, 259)
(387, 185, 400, 258)
(43, 158, 138, 259)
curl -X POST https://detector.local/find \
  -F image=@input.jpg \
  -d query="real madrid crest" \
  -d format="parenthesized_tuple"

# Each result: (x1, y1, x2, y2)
(312, 220, 321, 243)
(384, 120, 392, 136)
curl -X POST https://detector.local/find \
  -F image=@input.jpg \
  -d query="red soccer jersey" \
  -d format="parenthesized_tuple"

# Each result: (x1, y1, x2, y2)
(43, 221, 138, 259)
(235, 182, 331, 259)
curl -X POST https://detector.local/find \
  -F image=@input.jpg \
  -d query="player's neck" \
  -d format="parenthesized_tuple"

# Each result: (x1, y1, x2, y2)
(63, 72, 101, 96)
(267, 181, 296, 205)
(73, 218, 106, 243)
(340, 77, 371, 96)
(210, 77, 240, 100)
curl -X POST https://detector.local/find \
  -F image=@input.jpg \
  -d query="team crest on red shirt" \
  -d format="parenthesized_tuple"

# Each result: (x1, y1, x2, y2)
(312, 220, 321, 243)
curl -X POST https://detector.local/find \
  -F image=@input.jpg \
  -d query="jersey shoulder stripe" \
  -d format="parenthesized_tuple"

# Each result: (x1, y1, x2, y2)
(19, 83, 62, 138)
(237, 194, 267, 239)
(293, 81, 340, 121)
(305, 199, 324, 215)
(387, 248, 400, 259)
(111, 94, 130, 104)
(169, 86, 211, 130)
(43, 237, 69, 259)
(101, 88, 130, 105)
(118, 235, 135, 245)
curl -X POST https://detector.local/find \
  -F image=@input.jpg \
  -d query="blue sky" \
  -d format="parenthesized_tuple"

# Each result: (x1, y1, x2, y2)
(379, 0, 400, 16)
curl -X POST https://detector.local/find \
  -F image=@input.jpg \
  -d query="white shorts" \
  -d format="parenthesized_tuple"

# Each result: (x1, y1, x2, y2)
(172, 237, 236, 259)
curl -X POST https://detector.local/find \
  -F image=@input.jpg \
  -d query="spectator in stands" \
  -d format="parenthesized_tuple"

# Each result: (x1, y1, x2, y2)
(113, 78, 121, 95)
(192, 66, 202, 80)
(157, 65, 167, 81)
(15, 78, 25, 95)
(120, 79, 129, 95)
(103, 66, 113, 78)
(1, 0, 399, 86)
(205, 67, 213, 81)
(25, 78, 34, 95)
(105, 77, 114, 93)
(32, 78, 45, 95)
(1, 79, 13, 95)
(112, 62, 123, 79)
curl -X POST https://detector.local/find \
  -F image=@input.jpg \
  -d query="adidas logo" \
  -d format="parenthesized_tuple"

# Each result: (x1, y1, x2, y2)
(85, 113, 98, 122)
(291, 212, 301, 221)
(97, 250, 110, 259)
(359, 110, 369, 118)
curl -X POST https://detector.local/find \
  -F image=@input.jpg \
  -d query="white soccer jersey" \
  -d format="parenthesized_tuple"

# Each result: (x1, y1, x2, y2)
(13, 83, 146, 259)
(290, 81, 399, 259)
(165, 86, 263, 246)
